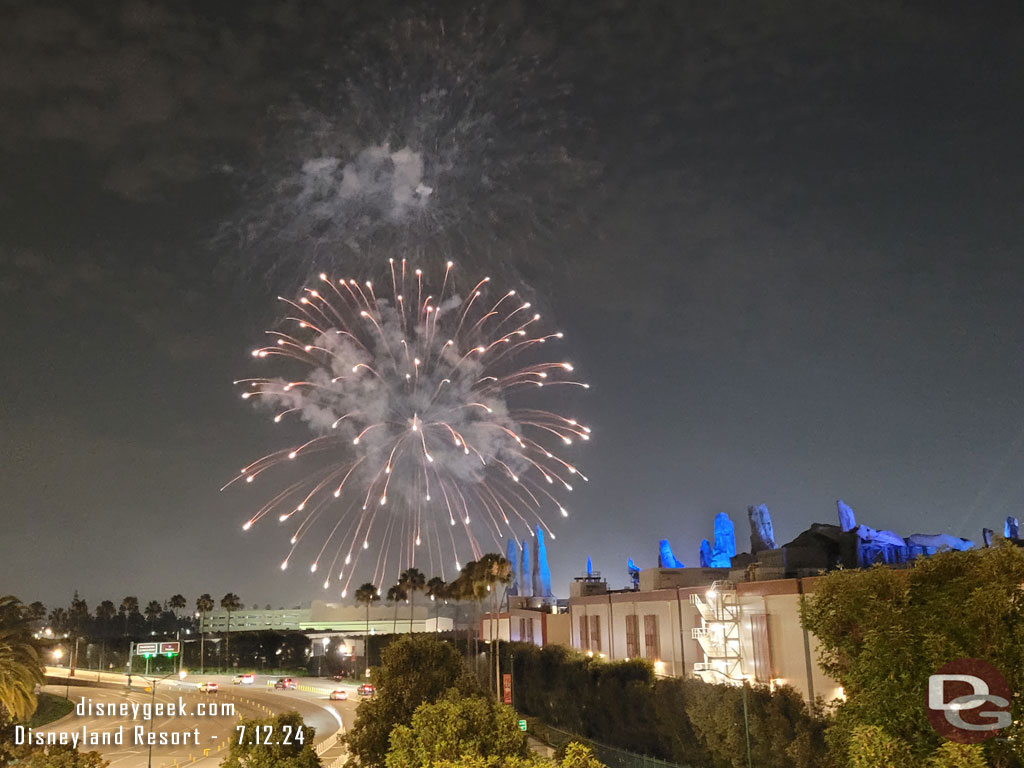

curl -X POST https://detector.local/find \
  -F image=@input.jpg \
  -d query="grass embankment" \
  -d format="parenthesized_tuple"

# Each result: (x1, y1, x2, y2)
(29, 693, 74, 727)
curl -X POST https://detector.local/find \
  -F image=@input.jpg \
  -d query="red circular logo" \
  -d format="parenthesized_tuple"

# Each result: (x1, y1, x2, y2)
(926, 658, 1012, 743)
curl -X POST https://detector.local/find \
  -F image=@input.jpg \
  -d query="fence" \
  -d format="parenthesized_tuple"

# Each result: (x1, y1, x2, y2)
(530, 722, 692, 768)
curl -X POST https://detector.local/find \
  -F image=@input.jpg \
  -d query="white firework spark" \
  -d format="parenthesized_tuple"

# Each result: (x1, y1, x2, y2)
(225, 260, 589, 595)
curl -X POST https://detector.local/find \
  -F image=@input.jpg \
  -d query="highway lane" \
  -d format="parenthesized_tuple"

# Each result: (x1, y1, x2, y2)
(30, 683, 261, 767)
(39, 669, 359, 767)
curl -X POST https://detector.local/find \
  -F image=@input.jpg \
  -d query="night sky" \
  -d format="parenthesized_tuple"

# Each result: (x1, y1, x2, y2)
(3, 0, 1024, 608)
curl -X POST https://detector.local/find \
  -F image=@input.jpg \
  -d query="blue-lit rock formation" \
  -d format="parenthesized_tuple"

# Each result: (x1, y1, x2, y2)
(747, 505, 776, 553)
(627, 558, 640, 589)
(1006, 517, 1019, 539)
(659, 539, 684, 568)
(983, 528, 994, 547)
(506, 539, 520, 595)
(906, 533, 973, 554)
(699, 539, 713, 567)
(533, 525, 553, 597)
(708, 512, 736, 567)
(520, 539, 532, 598)
(837, 499, 857, 531)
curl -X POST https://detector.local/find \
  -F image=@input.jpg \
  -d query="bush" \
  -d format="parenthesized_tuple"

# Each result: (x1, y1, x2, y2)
(504, 643, 827, 768)
(386, 692, 528, 768)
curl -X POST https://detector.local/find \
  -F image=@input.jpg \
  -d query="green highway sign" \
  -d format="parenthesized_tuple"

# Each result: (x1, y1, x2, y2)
(518, 720, 527, 732)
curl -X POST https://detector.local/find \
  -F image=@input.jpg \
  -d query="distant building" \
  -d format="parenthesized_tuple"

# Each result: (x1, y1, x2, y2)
(200, 599, 453, 635)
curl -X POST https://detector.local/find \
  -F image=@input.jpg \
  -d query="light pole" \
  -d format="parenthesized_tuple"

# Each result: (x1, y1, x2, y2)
(52, 648, 71, 700)
(196, 613, 204, 675)
(716, 672, 753, 768)
(140, 669, 187, 768)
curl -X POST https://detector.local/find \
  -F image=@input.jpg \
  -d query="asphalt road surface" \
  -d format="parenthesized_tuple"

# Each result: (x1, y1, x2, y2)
(35, 671, 358, 768)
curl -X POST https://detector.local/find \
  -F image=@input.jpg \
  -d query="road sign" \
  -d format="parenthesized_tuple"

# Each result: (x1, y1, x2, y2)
(159, 642, 180, 656)
(135, 643, 158, 656)
(503, 674, 512, 705)
(518, 720, 527, 732)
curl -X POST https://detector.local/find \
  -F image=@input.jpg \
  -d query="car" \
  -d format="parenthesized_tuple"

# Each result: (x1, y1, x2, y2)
(357, 683, 375, 696)
(331, 674, 347, 682)
(274, 677, 297, 690)
(329, 689, 348, 701)
(198, 682, 219, 693)
(232, 673, 255, 685)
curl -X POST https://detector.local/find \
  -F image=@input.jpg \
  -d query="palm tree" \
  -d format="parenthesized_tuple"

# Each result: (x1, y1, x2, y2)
(220, 593, 241, 671)
(0, 596, 45, 721)
(400, 568, 426, 632)
(144, 600, 162, 627)
(27, 602, 46, 622)
(354, 583, 380, 677)
(95, 600, 116, 623)
(386, 583, 407, 634)
(69, 592, 90, 639)
(478, 553, 512, 697)
(451, 561, 489, 661)
(168, 594, 186, 619)
(120, 596, 139, 636)
(426, 577, 447, 631)
(196, 594, 215, 674)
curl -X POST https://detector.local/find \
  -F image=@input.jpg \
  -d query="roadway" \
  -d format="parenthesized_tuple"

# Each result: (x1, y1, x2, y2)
(38, 668, 360, 768)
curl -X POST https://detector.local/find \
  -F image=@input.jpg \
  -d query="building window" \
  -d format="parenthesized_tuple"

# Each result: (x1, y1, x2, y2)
(519, 618, 527, 641)
(625, 614, 640, 658)
(579, 615, 589, 651)
(643, 615, 659, 660)
(526, 618, 535, 644)
(750, 614, 773, 683)
(590, 614, 602, 653)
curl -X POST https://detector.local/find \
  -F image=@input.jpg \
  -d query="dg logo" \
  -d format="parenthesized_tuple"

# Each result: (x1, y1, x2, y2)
(926, 658, 1012, 743)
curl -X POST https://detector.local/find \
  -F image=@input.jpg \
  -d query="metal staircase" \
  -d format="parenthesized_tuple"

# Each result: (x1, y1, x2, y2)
(689, 580, 743, 682)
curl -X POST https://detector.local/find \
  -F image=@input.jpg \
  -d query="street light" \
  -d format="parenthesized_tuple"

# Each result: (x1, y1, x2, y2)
(141, 669, 187, 768)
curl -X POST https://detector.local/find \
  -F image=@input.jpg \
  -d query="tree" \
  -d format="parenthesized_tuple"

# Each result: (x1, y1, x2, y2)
(477, 554, 512, 696)
(168, 594, 186, 618)
(95, 601, 116, 623)
(0, 596, 45, 721)
(0, 742, 109, 767)
(144, 600, 162, 626)
(355, 583, 381, 676)
(386, 692, 529, 768)
(345, 635, 465, 768)
(221, 712, 319, 768)
(400, 568, 426, 633)
(802, 544, 1024, 765)
(196, 593, 215, 674)
(119, 596, 139, 636)
(48, 608, 68, 633)
(220, 593, 241, 671)
(425, 578, 447, 632)
(69, 593, 89, 636)
(387, 583, 408, 635)
(27, 603, 46, 622)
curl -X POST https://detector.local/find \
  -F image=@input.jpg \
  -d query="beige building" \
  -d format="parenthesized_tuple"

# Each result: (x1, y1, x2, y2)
(479, 597, 572, 647)
(566, 570, 841, 703)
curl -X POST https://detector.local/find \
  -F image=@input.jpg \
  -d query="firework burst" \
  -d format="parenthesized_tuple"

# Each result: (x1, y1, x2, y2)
(227, 4, 597, 283)
(226, 260, 589, 594)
